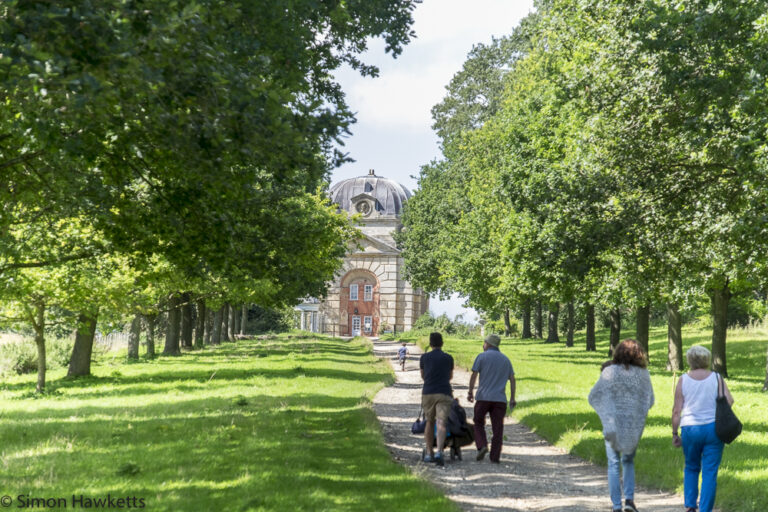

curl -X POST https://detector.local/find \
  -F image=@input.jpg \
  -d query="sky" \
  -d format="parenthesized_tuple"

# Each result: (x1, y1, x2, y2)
(331, 0, 536, 323)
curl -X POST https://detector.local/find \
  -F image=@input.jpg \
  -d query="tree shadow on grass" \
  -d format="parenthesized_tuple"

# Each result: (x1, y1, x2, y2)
(2, 337, 387, 397)
(0, 395, 451, 512)
(3, 364, 390, 400)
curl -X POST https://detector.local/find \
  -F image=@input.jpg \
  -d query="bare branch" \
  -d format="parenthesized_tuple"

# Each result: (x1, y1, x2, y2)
(0, 251, 95, 273)
(0, 151, 44, 171)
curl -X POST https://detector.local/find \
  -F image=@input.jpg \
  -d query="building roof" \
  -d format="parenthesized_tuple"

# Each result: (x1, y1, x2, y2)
(329, 170, 412, 217)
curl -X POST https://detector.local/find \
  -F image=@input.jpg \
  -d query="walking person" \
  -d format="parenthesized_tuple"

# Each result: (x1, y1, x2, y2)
(420, 332, 454, 466)
(466, 333, 516, 464)
(397, 342, 408, 371)
(588, 339, 655, 512)
(671, 345, 734, 512)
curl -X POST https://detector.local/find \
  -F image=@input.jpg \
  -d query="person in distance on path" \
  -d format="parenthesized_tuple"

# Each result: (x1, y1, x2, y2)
(420, 332, 454, 466)
(397, 342, 408, 371)
(467, 333, 516, 464)
(589, 339, 654, 512)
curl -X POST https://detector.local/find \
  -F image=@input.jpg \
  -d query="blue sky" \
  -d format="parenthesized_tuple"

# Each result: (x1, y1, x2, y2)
(331, 0, 535, 322)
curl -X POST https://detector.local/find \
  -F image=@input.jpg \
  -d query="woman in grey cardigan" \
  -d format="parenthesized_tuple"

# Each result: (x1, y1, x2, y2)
(589, 339, 655, 512)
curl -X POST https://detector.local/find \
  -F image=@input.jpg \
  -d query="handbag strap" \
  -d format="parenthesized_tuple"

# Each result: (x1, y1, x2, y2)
(416, 405, 423, 420)
(716, 372, 724, 398)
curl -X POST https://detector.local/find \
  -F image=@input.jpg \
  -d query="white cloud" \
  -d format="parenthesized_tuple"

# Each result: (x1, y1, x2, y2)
(337, 0, 535, 131)
(344, 65, 449, 130)
(412, 0, 533, 45)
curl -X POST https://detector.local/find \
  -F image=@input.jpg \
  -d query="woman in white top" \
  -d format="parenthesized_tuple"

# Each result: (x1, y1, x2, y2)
(671, 345, 734, 512)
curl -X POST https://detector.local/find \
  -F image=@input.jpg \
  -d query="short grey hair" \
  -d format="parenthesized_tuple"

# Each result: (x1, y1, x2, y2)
(686, 345, 711, 370)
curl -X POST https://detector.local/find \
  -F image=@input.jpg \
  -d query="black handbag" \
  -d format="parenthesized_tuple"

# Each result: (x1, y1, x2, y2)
(715, 373, 742, 444)
(411, 407, 427, 435)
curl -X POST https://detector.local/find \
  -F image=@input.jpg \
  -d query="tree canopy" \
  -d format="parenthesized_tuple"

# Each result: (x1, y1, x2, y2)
(399, 0, 768, 381)
(1, 0, 420, 390)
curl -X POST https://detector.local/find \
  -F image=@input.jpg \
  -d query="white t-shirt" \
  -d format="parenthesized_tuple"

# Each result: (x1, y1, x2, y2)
(680, 372, 718, 426)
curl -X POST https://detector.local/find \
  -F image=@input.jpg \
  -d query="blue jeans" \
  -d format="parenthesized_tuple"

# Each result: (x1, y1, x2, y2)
(605, 440, 635, 509)
(682, 422, 724, 512)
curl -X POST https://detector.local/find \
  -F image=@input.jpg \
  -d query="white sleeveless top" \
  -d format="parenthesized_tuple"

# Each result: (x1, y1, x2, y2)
(680, 372, 718, 426)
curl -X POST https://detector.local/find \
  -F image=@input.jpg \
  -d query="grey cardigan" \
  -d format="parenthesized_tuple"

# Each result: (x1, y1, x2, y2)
(588, 364, 655, 454)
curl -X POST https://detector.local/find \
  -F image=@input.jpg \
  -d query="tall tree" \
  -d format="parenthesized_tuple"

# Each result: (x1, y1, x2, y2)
(636, 305, 650, 355)
(181, 292, 194, 349)
(521, 303, 532, 339)
(667, 303, 683, 371)
(163, 294, 182, 356)
(194, 298, 206, 349)
(546, 304, 560, 344)
(585, 304, 596, 352)
(69, 312, 98, 376)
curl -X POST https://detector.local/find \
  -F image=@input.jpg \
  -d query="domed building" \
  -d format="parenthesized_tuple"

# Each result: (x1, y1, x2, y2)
(295, 170, 429, 336)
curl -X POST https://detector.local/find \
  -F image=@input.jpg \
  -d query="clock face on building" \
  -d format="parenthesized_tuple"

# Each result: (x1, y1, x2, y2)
(355, 200, 372, 216)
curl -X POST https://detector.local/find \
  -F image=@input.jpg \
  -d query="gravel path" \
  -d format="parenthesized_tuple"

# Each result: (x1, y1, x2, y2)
(372, 340, 685, 512)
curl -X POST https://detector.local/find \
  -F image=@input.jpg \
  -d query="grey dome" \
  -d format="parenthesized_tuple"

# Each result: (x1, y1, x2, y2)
(329, 170, 412, 217)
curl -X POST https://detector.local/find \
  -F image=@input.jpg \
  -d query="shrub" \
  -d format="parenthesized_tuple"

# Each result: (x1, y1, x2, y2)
(248, 305, 293, 334)
(411, 312, 480, 338)
(48, 336, 74, 368)
(0, 336, 73, 376)
(0, 338, 38, 375)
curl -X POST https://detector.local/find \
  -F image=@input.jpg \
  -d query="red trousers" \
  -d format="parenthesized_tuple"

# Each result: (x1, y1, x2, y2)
(473, 400, 507, 462)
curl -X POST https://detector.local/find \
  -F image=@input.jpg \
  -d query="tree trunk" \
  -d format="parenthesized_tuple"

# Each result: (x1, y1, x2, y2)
(666, 303, 683, 371)
(180, 292, 193, 348)
(195, 298, 206, 349)
(763, 343, 768, 392)
(546, 303, 560, 343)
(233, 305, 241, 337)
(212, 306, 223, 344)
(711, 284, 731, 377)
(163, 293, 182, 355)
(204, 308, 213, 344)
(609, 308, 621, 356)
(566, 301, 574, 347)
(222, 303, 230, 342)
(128, 314, 141, 360)
(503, 308, 512, 337)
(32, 300, 46, 393)
(144, 313, 157, 358)
(585, 303, 596, 351)
(534, 301, 543, 339)
(68, 311, 98, 376)
(240, 304, 248, 335)
(521, 304, 532, 339)
(227, 302, 236, 340)
(636, 304, 650, 356)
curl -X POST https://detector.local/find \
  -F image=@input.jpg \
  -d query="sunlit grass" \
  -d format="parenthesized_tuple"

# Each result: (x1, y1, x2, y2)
(405, 325, 767, 512)
(0, 335, 455, 511)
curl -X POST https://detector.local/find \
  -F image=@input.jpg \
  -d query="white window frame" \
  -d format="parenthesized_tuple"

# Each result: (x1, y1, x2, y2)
(363, 284, 373, 301)
(363, 316, 372, 333)
(352, 316, 361, 334)
(349, 284, 358, 301)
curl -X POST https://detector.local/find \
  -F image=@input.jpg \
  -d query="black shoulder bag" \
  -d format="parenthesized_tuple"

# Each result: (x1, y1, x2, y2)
(715, 373, 742, 444)
(411, 406, 427, 435)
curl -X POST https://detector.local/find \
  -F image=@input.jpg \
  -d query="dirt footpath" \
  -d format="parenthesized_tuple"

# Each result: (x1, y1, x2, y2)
(372, 340, 685, 512)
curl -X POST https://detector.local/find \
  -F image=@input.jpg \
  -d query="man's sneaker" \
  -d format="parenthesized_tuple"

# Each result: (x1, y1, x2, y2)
(422, 454, 435, 463)
(434, 453, 445, 467)
(624, 499, 638, 512)
(476, 446, 489, 461)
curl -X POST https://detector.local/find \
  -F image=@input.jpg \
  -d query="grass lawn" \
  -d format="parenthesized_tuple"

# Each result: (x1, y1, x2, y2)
(402, 326, 768, 512)
(0, 335, 456, 512)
